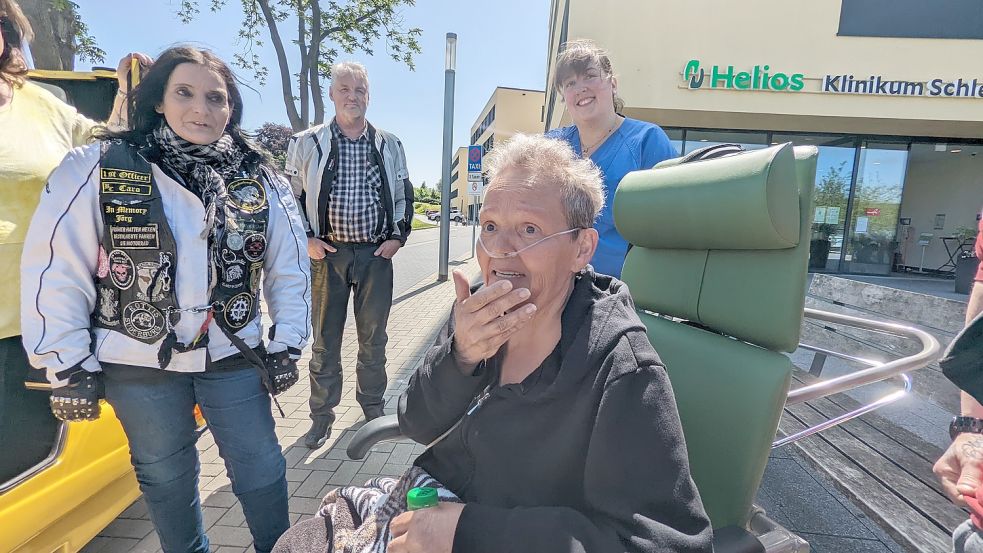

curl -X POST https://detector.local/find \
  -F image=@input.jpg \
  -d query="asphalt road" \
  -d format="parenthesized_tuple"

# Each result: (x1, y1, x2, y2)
(392, 222, 476, 297)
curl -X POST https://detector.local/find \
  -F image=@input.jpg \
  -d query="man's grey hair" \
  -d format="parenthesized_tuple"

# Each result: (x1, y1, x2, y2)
(484, 133, 605, 229)
(330, 61, 369, 88)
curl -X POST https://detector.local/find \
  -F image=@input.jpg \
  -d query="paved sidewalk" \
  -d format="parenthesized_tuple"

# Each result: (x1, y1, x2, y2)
(82, 256, 480, 553)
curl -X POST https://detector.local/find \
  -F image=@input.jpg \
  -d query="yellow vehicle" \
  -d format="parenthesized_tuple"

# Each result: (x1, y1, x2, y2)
(0, 68, 204, 553)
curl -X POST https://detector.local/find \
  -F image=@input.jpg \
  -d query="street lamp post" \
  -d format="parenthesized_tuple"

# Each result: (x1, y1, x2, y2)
(438, 33, 457, 282)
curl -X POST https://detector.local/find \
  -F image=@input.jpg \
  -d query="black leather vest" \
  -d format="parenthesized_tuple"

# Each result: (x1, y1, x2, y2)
(92, 141, 271, 354)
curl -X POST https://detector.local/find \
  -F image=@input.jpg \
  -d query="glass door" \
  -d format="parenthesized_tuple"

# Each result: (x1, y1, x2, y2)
(841, 142, 909, 275)
(772, 135, 858, 272)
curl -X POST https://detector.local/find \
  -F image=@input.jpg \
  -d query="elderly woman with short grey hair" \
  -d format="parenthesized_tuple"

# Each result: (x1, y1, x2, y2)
(388, 133, 712, 553)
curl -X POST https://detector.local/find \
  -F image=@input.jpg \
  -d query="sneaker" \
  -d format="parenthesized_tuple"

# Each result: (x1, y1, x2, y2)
(304, 420, 332, 449)
(363, 405, 385, 422)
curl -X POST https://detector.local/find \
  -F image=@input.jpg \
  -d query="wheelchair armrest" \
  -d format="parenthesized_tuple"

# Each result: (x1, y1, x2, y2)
(347, 414, 404, 459)
(712, 525, 765, 553)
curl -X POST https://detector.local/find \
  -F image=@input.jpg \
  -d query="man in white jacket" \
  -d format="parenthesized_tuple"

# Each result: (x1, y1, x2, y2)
(285, 61, 414, 449)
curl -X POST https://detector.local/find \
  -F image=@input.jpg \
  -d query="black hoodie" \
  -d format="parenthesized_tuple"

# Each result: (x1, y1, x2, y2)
(398, 270, 713, 553)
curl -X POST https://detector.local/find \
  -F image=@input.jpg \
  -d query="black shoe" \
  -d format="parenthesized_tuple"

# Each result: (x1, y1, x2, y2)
(304, 420, 332, 449)
(363, 406, 385, 421)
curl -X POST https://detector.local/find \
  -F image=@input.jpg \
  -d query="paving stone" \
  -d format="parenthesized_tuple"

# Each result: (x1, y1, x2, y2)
(216, 503, 246, 527)
(295, 470, 333, 498)
(100, 518, 156, 539)
(119, 498, 149, 520)
(207, 525, 253, 547)
(130, 531, 162, 553)
(285, 468, 312, 482)
(202, 491, 238, 508)
(202, 506, 229, 530)
(289, 496, 323, 515)
(88, 537, 141, 553)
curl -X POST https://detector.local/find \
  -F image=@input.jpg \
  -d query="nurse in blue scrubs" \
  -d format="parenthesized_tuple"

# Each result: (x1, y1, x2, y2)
(546, 39, 678, 278)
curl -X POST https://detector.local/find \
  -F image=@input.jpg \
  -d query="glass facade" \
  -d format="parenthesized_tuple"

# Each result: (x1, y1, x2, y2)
(662, 128, 977, 275)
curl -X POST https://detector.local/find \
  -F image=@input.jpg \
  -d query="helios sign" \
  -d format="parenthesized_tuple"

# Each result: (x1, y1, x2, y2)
(683, 59, 983, 98)
(684, 60, 805, 92)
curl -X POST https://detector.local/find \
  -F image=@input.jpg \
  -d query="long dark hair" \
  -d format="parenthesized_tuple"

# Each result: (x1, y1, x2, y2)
(95, 46, 257, 155)
(0, 0, 33, 86)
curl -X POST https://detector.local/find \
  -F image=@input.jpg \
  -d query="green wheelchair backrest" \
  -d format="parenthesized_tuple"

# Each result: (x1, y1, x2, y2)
(613, 143, 818, 529)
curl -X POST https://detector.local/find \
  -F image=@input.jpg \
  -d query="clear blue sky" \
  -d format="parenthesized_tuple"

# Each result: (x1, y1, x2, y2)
(72, 0, 551, 187)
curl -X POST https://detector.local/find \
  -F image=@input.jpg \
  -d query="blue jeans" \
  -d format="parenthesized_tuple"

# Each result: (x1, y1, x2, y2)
(103, 365, 289, 553)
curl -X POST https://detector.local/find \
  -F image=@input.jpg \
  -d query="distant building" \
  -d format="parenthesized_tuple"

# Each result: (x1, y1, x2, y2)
(451, 87, 546, 221)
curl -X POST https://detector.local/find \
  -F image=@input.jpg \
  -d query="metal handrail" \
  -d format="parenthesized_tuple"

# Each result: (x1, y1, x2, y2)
(786, 308, 940, 405)
(774, 373, 911, 448)
(770, 308, 941, 448)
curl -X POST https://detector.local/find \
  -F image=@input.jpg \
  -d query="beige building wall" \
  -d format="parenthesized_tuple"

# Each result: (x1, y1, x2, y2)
(899, 145, 983, 270)
(546, 0, 983, 138)
(453, 87, 546, 217)
(449, 147, 469, 213)
(471, 87, 546, 152)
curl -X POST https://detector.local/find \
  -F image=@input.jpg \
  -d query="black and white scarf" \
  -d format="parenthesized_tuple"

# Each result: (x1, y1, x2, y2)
(152, 123, 246, 292)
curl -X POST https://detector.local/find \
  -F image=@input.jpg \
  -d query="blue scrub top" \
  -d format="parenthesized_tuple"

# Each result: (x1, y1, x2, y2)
(547, 118, 678, 278)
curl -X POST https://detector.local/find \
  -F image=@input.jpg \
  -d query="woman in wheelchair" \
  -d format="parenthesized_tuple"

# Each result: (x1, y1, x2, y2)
(279, 134, 711, 552)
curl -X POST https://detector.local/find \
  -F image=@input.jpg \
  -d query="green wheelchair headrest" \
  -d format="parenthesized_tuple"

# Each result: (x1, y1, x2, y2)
(614, 144, 800, 250)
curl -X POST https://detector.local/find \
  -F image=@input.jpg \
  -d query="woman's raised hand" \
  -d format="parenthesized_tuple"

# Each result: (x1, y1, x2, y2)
(450, 270, 537, 371)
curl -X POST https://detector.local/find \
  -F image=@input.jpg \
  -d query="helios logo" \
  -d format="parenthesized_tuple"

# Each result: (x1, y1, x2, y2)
(684, 60, 805, 92)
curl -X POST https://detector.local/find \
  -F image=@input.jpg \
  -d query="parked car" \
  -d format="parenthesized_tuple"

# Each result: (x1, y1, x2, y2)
(430, 208, 464, 223)
(0, 68, 205, 553)
(425, 209, 439, 221)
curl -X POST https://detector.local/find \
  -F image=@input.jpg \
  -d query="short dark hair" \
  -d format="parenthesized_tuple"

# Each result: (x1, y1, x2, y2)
(96, 46, 256, 153)
(0, 0, 34, 86)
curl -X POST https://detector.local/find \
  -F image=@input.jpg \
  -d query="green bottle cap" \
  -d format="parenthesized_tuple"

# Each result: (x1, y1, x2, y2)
(406, 486, 439, 510)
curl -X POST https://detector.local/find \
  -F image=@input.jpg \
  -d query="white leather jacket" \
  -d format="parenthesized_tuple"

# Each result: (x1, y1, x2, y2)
(20, 143, 312, 386)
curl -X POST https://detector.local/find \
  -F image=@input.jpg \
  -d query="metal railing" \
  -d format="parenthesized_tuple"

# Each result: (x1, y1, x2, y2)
(772, 307, 941, 448)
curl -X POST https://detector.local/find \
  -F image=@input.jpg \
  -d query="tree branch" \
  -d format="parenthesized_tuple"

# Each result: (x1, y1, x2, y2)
(317, 5, 383, 43)
(297, 0, 310, 127)
(309, 0, 325, 124)
(256, 0, 303, 129)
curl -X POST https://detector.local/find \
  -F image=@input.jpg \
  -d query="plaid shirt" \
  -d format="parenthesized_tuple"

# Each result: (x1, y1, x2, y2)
(327, 120, 385, 243)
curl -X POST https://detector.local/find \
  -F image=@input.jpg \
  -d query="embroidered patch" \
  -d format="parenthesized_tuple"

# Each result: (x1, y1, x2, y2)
(100, 168, 152, 196)
(227, 179, 268, 213)
(108, 250, 135, 290)
(110, 224, 160, 250)
(96, 285, 120, 326)
(122, 301, 166, 340)
(248, 262, 263, 292)
(224, 264, 245, 285)
(224, 293, 253, 329)
(135, 253, 172, 302)
(97, 246, 110, 278)
(104, 201, 150, 224)
(226, 231, 244, 251)
(243, 233, 267, 262)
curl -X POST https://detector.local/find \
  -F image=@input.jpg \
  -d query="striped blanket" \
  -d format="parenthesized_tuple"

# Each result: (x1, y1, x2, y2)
(273, 466, 460, 553)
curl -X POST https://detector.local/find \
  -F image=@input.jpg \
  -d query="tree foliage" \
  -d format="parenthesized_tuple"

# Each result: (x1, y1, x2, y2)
(177, 0, 422, 131)
(255, 121, 293, 166)
(20, 0, 104, 70)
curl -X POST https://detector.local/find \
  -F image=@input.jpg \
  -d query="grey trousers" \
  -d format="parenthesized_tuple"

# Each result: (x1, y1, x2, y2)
(955, 520, 983, 553)
(308, 242, 393, 424)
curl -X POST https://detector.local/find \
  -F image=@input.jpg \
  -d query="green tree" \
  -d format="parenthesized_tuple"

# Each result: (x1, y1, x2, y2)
(177, 0, 422, 131)
(20, 0, 104, 70)
(255, 122, 293, 166)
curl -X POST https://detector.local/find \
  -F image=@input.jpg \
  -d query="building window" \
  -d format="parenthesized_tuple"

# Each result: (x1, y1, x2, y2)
(451, 170, 459, 184)
(482, 135, 494, 154)
(472, 105, 497, 145)
(839, 0, 983, 40)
